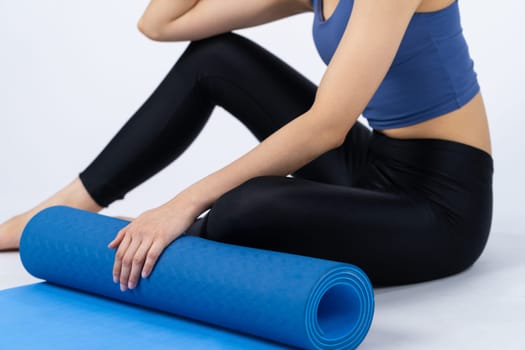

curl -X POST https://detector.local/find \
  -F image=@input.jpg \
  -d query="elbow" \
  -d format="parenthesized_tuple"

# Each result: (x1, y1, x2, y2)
(315, 130, 346, 155)
(137, 17, 169, 42)
(319, 124, 346, 150)
(327, 129, 347, 150)
(312, 121, 347, 152)
(306, 107, 349, 151)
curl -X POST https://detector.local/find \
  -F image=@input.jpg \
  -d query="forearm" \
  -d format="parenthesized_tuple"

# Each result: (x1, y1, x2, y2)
(172, 111, 345, 217)
(138, 0, 199, 37)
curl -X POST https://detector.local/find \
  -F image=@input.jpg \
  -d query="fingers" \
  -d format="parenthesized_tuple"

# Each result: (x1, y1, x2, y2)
(108, 228, 127, 249)
(112, 233, 131, 286)
(111, 230, 164, 291)
(127, 240, 153, 290)
(141, 241, 165, 279)
(118, 238, 142, 292)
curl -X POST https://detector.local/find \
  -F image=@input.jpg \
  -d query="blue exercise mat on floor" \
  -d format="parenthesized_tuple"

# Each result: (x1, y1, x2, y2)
(0, 283, 291, 349)
(12, 205, 374, 349)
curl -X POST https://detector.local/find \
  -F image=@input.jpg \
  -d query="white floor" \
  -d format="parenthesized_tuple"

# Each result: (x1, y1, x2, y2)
(1, 232, 524, 349)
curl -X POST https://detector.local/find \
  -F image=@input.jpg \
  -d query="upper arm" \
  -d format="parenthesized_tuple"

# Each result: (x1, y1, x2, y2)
(309, 0, 423, 144)
(139, 0, 312, 42)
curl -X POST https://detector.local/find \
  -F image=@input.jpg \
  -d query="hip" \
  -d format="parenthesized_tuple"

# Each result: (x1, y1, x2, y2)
(354, 127, 494, 238)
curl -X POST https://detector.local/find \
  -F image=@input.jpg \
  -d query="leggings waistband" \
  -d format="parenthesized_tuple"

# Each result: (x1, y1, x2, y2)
(369, 129, 494, 183)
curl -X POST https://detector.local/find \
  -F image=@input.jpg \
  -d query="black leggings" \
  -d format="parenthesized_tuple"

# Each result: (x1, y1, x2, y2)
(78, 32, 494, 286)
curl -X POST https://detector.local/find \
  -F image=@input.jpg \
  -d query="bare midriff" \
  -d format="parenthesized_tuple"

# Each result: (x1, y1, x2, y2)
(375, 92, 492, 156)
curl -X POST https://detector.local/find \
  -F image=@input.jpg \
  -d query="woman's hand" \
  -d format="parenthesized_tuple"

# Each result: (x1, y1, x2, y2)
(108, 197, 198, 292)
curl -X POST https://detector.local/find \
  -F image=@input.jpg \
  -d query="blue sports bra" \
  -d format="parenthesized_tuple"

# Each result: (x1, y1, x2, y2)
(311, 0, 480, 129)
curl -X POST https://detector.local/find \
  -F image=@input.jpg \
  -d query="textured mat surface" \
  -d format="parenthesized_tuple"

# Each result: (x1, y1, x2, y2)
(0, 282, 290, 349)
(13, 206, 374, 349)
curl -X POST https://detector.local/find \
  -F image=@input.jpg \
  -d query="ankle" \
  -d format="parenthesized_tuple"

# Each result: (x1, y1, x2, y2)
(62, 177, 104, 210)
(28, 177, 104, 218)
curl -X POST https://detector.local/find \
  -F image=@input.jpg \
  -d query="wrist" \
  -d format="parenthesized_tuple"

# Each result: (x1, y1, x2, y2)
(169, 187, 208, 218)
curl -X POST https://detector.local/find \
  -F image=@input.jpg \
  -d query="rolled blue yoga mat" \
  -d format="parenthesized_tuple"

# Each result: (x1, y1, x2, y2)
(18, 205, 374, 349)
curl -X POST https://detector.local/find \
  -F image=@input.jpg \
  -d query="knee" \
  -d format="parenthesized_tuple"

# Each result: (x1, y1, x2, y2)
(180, 32, 245, 68)
(204, 176, 283, 243)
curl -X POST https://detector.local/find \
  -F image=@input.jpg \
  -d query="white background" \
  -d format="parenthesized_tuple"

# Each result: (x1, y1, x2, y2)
(1, 1, 524, 349)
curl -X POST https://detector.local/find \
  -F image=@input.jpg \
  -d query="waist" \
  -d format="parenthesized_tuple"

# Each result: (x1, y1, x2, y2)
(373, 92, 492, 156)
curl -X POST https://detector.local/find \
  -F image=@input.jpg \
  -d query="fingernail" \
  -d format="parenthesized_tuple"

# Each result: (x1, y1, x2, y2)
(113, 275, 118, 283)
(120, 284, 127, 292)
(128, 281, 136, 290)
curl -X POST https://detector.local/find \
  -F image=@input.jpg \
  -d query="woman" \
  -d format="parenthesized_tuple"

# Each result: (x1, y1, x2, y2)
(0, 0, 493, 292)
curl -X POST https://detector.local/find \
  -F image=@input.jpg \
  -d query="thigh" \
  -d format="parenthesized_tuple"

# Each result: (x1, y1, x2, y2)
(188, 32, 373, 186)
(198, 175, 456, 286)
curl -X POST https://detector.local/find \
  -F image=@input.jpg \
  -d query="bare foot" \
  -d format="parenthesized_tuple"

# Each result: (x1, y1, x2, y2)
(0, 176, 103, 251)
(0, 214, 28, 251)
(115, 216, 135, 221)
